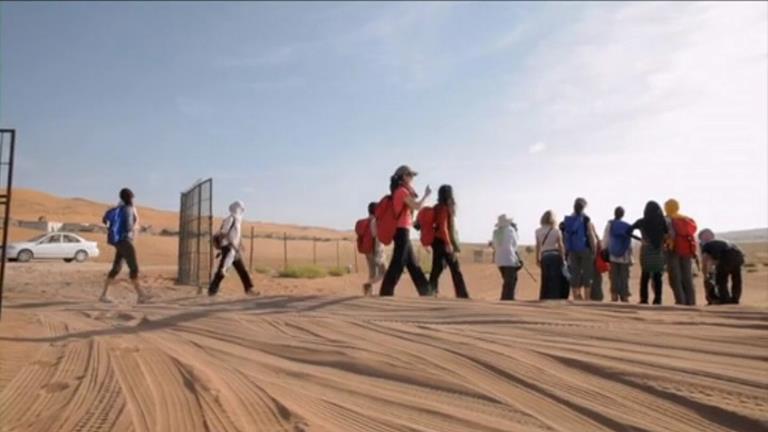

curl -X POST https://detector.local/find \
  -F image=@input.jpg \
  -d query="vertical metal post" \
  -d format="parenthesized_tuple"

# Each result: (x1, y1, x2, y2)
(312, 238, 317, 265)
(336, 239, 340, 268)
(249, 226, 254, 271)
(354, 240, 358, 273)
(207, 179, 213, 285)
(0, 130, 16, 320)
(196, 184, 202, 286)
(283, 232, 288, 270)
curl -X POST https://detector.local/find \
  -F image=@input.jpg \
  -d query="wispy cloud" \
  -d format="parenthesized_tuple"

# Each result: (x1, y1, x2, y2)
(528, 142, 547, 154)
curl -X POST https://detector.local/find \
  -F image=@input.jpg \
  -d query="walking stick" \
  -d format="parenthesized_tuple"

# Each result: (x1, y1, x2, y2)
(522, 264, 538, 283)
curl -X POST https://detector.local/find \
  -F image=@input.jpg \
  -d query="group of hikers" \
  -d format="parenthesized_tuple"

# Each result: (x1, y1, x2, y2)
(354, 165, 746, 306)
(99, 167, 746, 306)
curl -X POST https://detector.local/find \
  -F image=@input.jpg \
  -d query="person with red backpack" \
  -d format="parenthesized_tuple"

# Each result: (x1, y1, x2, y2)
(560, 198, 598, 301)
(425, 185, 469, 298)
(664, 199, 698, 306)
(100, 188, 152, 304)
(356, 202, 386, 296)
(378, 165, 432, 297)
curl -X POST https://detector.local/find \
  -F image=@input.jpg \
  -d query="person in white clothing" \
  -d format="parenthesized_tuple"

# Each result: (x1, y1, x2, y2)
(208, 201, 258, 297)
(492, 214, 521, 300)
(363, 202, 386, 296)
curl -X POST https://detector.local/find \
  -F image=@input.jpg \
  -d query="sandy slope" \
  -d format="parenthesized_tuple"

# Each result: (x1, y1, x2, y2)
(0, 264, 766, 432)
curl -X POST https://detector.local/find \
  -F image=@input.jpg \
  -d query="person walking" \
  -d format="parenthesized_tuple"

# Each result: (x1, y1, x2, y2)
(664, 199, 698, 305)
(379, 165, 432, 297)
(699, 229, 745, 305)
(536, 210, 568, 300)
(357, 202, 386, 296)
(561, 198, 598, 301)
(603, 206, 633, 302)
(428, 185, 469, 298)
(208, 201, 258, 297)
(100, 188, 152, 304)
(492, 214, 521, 301)
(631, 201, 668, 305)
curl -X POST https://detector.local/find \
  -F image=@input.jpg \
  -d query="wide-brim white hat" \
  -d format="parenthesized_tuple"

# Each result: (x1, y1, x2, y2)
(496, 214, 514, 228)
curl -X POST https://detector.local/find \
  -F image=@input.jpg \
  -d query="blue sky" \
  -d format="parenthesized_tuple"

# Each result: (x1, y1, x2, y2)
(1, 1, 766, 243)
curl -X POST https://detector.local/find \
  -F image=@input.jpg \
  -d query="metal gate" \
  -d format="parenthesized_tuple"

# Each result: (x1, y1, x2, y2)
(0, 129, 17, 319)
(177, 178, 213, 288)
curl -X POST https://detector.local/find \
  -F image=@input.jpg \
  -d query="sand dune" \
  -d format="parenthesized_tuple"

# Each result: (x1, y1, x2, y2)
(0, 263, 766, 432)
(9, 189, 352, 239)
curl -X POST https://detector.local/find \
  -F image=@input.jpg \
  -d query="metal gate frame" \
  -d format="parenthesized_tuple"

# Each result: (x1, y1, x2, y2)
(177, 178, 213, 289)
(0, 129, 17, 320)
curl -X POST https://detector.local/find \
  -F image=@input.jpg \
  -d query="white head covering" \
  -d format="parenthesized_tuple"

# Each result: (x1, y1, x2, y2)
(229, 201, 245, 219)
(496, 214, 514, 228)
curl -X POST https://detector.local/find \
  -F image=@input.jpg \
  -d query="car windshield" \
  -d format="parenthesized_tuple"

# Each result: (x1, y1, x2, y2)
(28, 234, 48, 242)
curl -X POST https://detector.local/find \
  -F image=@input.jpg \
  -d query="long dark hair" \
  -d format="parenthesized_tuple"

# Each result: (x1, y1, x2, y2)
(437, 185, 456, 215)
(389, 174, 417, 197)
(119, 188, 134, 206)
(641, 200, 667, 249)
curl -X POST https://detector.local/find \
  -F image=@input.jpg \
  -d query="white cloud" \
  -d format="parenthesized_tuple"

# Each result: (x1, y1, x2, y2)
(528, 142, 547, 154)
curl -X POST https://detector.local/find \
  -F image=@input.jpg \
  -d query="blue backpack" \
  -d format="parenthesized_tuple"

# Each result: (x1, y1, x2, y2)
(609, 220, 632, 258)
(103, 206, 127, 246)
(563, 214, 590, 253)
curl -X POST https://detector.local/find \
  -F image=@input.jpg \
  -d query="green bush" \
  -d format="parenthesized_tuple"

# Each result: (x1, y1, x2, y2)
(747, 268, 758, 274)
(744, 262, 757, 268)
(252, 264, 272, 275)
(278, 265, 327, 279)
(328, 266, 349, 277)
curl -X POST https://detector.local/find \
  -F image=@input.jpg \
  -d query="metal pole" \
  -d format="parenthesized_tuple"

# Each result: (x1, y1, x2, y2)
(249, 226, 254, 271)
(283, 232, 288, 270)
(196, 185, 202, 287)
(313, 237, 317, 265)
(0, 130, 16, 320)
(336, 239, 340, 268)
(354, 240, 358, 273)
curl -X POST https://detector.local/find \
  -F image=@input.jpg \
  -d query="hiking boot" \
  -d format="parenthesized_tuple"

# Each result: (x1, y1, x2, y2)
(245, 288, 260, 297)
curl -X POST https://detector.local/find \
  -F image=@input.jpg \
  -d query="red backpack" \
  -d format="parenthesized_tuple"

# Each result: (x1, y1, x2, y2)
(374, 195, 399, 246)
(355, 218, 374, 254)
(416, 206, 436, 247)
(595, 249, 611, 274)
(672, 217, 698, 258)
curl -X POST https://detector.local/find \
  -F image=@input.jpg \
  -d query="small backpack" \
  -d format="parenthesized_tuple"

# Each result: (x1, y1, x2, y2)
(595, 248, 611, 273)
(416, 206, 436, 247)
(374, 195, 398, 245)
(213, 218, 237, 250)
(563, 215, 590, 253)
(672, 217, 698, 258)
(355, 218, 374, 254)
(103, 206, 127, 246)
(609, 220, 632, 258)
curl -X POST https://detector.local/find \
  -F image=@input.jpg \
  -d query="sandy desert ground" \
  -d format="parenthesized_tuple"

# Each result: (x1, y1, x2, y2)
(0, 260, 766, 432)
(1, 190, 767, 431)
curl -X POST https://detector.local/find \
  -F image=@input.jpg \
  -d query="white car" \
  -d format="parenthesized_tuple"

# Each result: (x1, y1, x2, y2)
(5, 232, 100, 263)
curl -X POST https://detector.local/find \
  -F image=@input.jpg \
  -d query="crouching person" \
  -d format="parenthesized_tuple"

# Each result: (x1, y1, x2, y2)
(699, 229, 744, 305)
(209, 201, 258, 297)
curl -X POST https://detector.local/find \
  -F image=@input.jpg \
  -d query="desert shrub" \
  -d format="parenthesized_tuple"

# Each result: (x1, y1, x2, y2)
(525, 245, 535, 254)
(328, 266, 349, 277)
(252, 264, 272, 275)
(747, 268, 758, 273)
(278, 265, 327, 279)
(744, 262, 757, 268)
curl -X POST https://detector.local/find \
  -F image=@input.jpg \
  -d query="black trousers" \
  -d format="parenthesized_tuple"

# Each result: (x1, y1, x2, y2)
(380, 228, 430, 296)
(715, 249, 744, 304)
(429, 239, 469, 298)
(540, 252, 568, 300)
(640, 271, 663, 304)
(108, 240, 139, 280)
(498, 266, 519, 300)
(209, 246, 253, 295)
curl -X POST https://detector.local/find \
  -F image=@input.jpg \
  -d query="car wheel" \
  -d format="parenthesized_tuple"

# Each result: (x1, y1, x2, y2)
(74, 250, 88, 263)
(17, 250, 33, 263)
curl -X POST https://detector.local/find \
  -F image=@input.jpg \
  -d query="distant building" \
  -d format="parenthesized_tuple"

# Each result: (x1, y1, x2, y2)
(18, 220, 63, 233)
